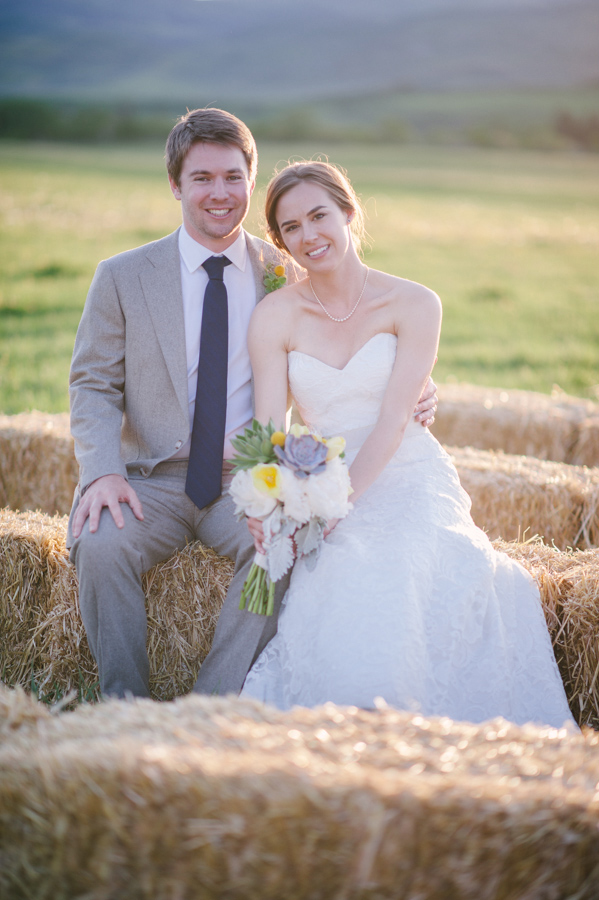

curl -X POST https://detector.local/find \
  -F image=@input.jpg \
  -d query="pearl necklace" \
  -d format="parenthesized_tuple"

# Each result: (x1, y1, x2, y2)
(309, 267, 369, 323)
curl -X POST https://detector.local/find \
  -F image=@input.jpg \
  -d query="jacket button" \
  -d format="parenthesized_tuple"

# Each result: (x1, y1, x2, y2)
(139, 466, 149, 477)
(175, 440, 182, 450)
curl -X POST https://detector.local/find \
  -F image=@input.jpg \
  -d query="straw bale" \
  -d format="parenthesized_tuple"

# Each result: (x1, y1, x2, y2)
(571, 416, 599, 468)
(497, 540, 599, 729)
(450, 445, 599, 549)
(0, 508, 233, 702)
(1, 686, 598, 899)
(0, 411, 77, 515)
(432, 383, 599, 463)
(0, 509, 70, 690)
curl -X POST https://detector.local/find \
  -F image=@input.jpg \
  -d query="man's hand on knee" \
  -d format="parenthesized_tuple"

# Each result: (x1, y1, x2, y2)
(72, 474, 144, 538)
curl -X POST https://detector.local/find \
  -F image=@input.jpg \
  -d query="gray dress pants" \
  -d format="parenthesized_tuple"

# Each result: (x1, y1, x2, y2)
(68, 460, 287, 699)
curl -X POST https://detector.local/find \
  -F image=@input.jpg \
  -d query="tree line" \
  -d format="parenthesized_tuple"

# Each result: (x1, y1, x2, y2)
(1, 98, 597, 151)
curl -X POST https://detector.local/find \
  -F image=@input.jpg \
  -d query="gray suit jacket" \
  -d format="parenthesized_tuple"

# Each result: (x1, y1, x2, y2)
(69, 228, 298, 494)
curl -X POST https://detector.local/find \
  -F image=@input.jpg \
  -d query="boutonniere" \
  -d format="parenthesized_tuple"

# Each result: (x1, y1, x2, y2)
(263, 263, 287, 294)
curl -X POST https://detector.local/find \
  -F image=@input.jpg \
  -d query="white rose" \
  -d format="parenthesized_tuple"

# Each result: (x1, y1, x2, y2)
(278, 466, 311, 525)
(304, 457, 353, 520)
(229, 469, 278, 518)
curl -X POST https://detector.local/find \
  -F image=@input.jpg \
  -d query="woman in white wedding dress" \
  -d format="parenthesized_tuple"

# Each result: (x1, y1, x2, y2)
(241, 160, 575, 729)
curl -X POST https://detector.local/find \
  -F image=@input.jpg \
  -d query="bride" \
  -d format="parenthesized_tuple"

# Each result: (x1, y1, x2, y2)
(240, 160, 575, 729)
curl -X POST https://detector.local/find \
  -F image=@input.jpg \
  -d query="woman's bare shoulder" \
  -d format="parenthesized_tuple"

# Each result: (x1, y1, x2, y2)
(250, 279, 309, 347)
(254, 278, 307, 317)
(369, 269, 441, 311)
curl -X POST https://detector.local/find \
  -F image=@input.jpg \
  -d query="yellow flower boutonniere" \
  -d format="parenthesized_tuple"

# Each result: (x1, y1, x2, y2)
(263, 262, 287, 293)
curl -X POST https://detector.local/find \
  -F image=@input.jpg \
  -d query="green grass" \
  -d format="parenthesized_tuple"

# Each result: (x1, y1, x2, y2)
(1, 140, 598, 414)
(29, 670, 100, 708)
(309, 84, 599, 133)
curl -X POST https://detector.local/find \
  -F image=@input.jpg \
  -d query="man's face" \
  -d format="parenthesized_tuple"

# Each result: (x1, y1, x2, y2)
(169, 142, 255, 251)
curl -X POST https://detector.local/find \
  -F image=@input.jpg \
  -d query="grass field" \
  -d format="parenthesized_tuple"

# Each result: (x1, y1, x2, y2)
(300, 84, 599, 144)
(0, 140, 598, 414)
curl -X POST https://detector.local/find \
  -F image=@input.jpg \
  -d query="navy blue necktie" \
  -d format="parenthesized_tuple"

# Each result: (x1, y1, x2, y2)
(185, 255, 232, 509)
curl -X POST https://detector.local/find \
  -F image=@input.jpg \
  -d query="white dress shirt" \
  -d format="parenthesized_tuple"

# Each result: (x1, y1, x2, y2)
(171, 225, 257, 461)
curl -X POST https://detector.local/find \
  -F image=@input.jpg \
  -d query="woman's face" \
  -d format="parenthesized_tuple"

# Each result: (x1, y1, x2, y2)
(275, 181, 352, 272)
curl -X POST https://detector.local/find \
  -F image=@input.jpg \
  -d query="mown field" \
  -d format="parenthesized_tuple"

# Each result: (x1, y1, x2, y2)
(0, 139, 598, 414)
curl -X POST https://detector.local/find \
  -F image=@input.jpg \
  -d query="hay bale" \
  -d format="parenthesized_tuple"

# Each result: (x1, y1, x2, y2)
(450, 446, 599, 549)
(498, 540, 599, 730)
(0, 411, 77, 515)
(0, 509, 68, 691)
(432, 384, 599, 464)
(0, 509, 233, 702)
(0, 687, 598, 900)
(572, 416, 599, 468)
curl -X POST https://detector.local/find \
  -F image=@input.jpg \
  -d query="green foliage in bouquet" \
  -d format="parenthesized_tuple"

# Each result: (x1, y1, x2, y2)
(229, 419, 285, 471)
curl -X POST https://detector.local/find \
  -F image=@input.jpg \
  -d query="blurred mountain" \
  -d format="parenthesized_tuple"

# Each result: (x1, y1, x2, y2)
(1, 0, 598, 103)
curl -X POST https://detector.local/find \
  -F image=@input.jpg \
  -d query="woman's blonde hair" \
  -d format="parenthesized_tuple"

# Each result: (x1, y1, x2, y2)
(264, 160, 365, 254)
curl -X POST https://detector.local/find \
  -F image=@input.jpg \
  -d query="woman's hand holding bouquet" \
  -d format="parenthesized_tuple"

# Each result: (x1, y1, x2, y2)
(228, 420, 353, 615)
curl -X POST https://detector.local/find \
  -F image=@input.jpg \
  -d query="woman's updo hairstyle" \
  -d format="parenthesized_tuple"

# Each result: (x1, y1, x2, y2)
(265, 160, 366, 255)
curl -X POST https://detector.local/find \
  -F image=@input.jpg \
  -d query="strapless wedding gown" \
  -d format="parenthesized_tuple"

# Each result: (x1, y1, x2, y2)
(241, 333, 575, 728)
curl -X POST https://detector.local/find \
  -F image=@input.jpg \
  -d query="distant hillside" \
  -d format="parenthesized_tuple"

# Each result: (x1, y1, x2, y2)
(1, 0, 598, 104)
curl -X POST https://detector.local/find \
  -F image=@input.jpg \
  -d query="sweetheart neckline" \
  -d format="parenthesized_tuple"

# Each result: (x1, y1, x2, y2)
(288, 332, 397, 372)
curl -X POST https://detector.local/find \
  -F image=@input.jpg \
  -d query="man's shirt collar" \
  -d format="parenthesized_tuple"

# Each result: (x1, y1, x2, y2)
(178, 225, 247, 274)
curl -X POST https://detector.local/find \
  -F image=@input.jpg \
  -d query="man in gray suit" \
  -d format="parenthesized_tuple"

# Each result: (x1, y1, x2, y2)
(68, 107, 437, 700)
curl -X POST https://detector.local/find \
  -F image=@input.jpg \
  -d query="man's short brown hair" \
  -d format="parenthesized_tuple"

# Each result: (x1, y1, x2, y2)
(165, 107, 257, 186)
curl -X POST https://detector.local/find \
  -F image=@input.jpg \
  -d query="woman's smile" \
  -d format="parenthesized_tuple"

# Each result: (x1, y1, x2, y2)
(306, 244, 330, 259)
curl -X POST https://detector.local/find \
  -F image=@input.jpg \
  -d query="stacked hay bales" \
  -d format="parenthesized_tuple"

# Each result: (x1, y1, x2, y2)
(572, 416, 599, 467)
(2, 508, 599, 728)
(0, 411, 77, 515)
(2, 412, 599, 554)
(0, 408, 599, 549)
(0, 686, 597, 899)
(432, 384, 599, 465)
(498, 540, 599, 729)
(450, 446, 599, 549)
(0, 509, 68, 692)
(0, 509, 232, 702)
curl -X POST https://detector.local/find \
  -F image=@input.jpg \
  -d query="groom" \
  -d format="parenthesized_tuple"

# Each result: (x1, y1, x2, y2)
(68, 107, 437, 700)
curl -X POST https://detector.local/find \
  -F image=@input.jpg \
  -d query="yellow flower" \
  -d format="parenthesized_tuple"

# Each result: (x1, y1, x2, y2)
(289, 423, 310, 437)
(274, 264, 285, 277)
(324, 435, 346, 460)
(270, 430, 286, 447)
(251, 464, 282, 497)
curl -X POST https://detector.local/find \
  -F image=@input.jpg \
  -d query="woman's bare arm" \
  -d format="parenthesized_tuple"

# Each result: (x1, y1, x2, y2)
(247, 295, 291, 430)
(347, 286, 442, 505)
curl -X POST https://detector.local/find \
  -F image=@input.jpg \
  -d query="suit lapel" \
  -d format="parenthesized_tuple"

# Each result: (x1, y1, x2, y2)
(245, 232, 268, 304)
(245, 231, 305, 301)
(138, 230, 291, 421)
(139, 230, 189, 418)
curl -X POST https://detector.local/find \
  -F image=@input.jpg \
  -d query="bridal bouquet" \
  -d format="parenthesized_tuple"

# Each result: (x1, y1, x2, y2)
(229, 419, 353, 615)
